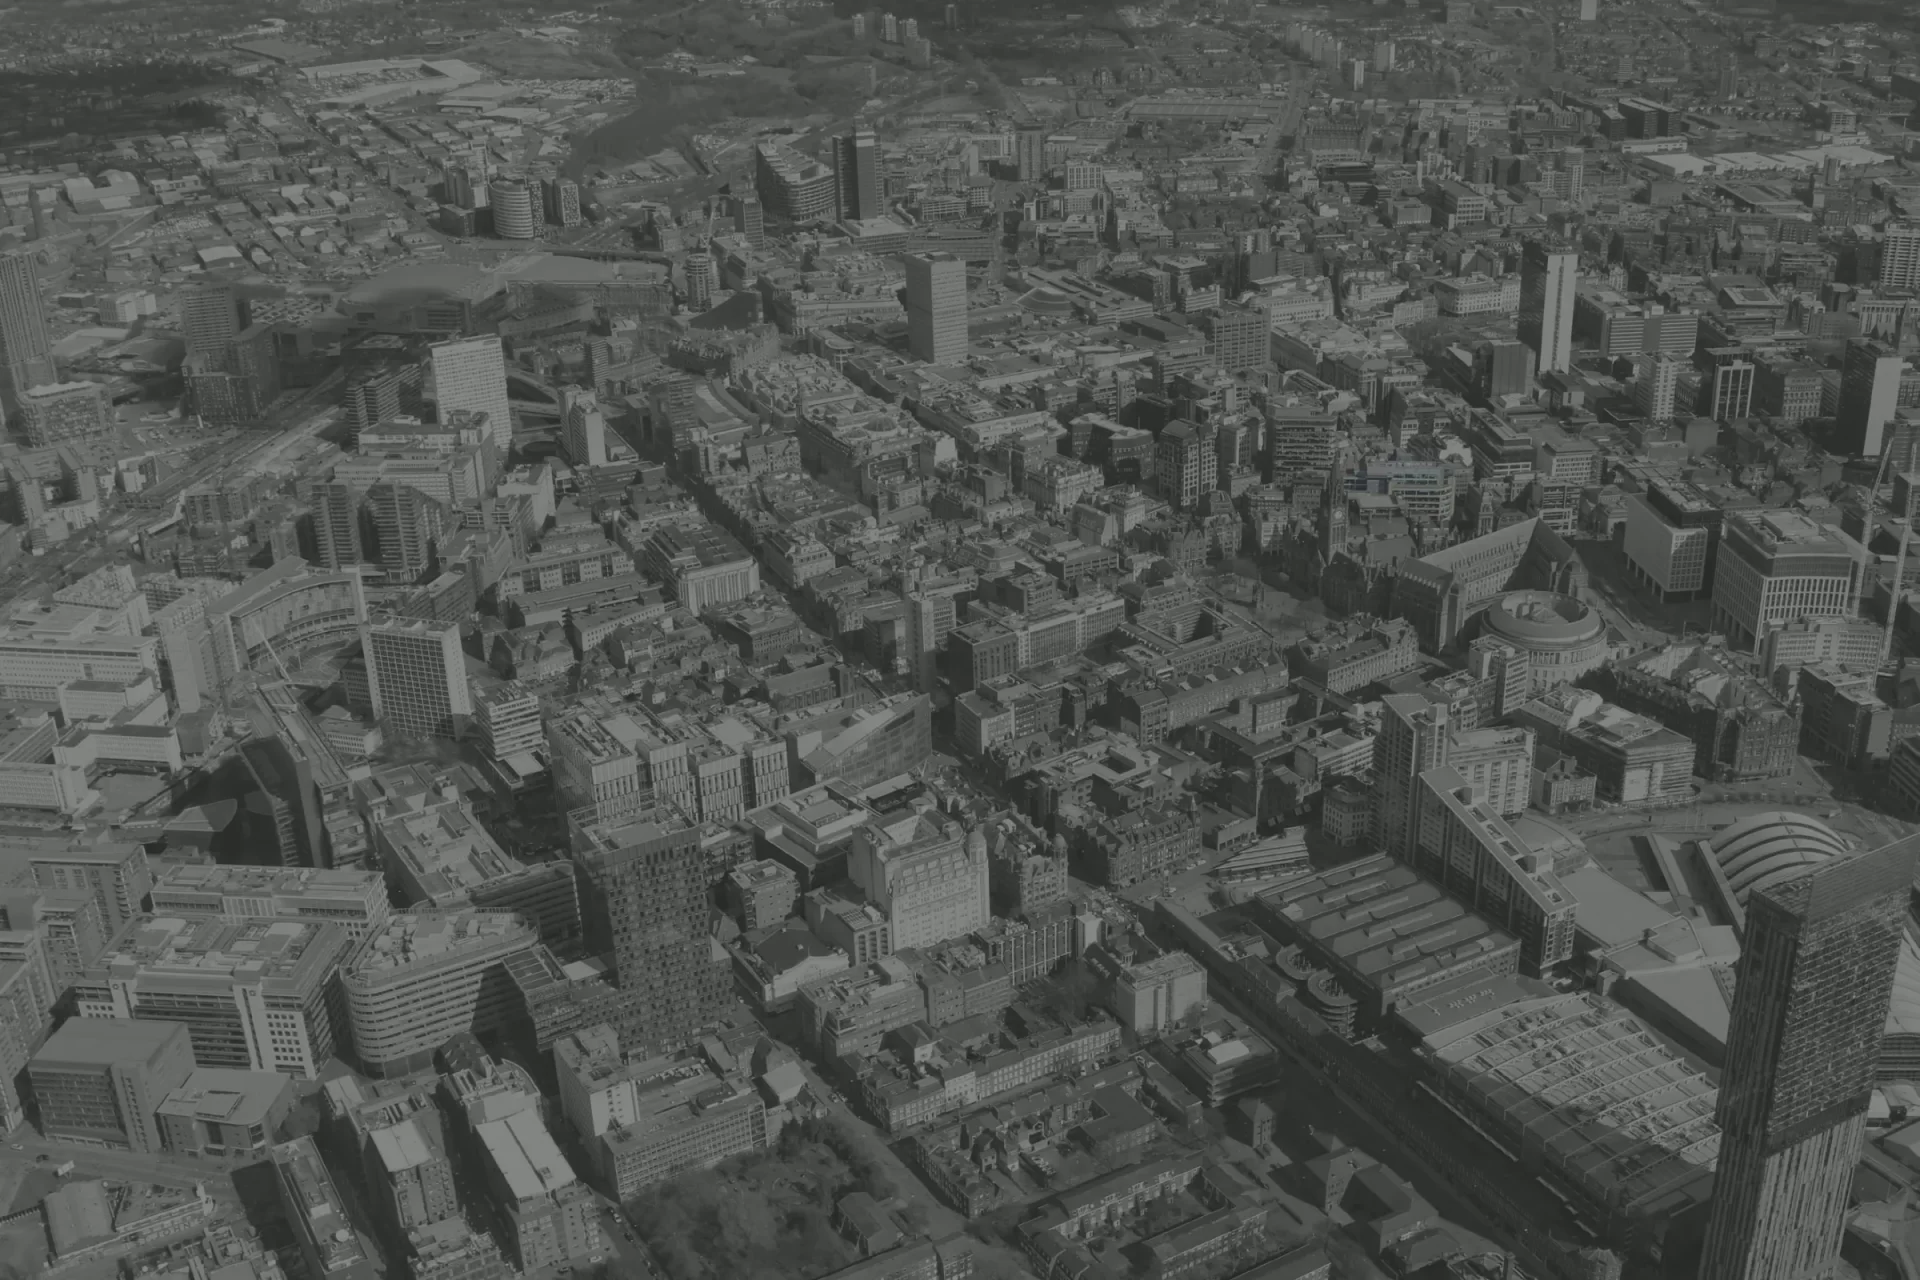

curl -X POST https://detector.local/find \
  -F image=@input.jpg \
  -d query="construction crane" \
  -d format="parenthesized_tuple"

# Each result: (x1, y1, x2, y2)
(1854, 432, 1910, 661)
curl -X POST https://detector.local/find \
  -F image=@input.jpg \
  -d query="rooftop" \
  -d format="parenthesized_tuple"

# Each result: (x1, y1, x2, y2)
(346, 910, 534, 978)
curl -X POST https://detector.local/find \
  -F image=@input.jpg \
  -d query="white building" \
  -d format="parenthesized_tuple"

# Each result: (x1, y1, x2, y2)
(430, 335, 512, 451)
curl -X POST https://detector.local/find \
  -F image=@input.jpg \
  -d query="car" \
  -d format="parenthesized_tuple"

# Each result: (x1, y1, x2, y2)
(589, 1258, 604, 1265)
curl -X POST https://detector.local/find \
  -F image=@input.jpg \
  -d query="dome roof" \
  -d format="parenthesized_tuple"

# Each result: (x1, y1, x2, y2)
(1708, 811, 1852, 905)
(1016, 286, 1074, 316)
(1482, 590, 1603, 648)
(1887, 927, 1920, 1044)
(1706, 813, 1920, 1052)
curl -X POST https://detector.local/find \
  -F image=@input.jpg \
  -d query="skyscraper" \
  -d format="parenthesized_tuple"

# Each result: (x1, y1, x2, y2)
(904, 252, 967, 365)
(832, 122, 883, 222)
(488, 178, 538, 240)
(182, 284, 249, 361)
(0, 247, 56, 413)
(430, 336, 512, 452)
(1371, 693, 1452, 858)
(363, 616, 472, 740)
(1015, 125, 1047, 182)
(1518, 241, 1576, 374)
(1837, 338, 1906, 458)
(1699, 832, 1920, 1280)
(730, 194, 765, 246)
(571, 814, 729, 1054)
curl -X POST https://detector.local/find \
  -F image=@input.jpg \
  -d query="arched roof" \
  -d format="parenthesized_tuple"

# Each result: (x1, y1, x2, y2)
(1888, 926, 1920, 1043)
(1708, 811, 1852, 905)
(1706, 813, 1920, 1048)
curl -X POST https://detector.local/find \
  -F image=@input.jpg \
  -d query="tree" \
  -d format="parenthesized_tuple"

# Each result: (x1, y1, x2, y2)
(1573, 1247, 1623, 1280)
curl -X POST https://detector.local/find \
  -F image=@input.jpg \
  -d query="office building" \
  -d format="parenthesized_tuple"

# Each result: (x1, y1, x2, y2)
(0, 247, 56, 413)
(1016, 125, 1046, 181)
(641, 524, 759, 611)
(366, 1113, 457, 1237)
(1197, 305, 1265, 377)
(730, 194, 764, 246)
(474, 1108, 599, 1271)
(1837, 339, 1906, 458)
(833, 122, 884, 222)
(848, 815, 990, 952)
(17, 380, 111, 448)
(1711, 508, 1863, 651)
(0, 929, 53, 1128)
(475, 682, 544, 762)
(367, 482, 447, 584)
(344, 910, 538, 1077)
(1883, 224, 1920, 292)
(905, 252, 968, 365)
(547, 711, 644, 823)
(154, 1067, 294, 1159)
(0, 627, 158, 707)
(31, 841, 152, 935)
(1622, 482, 1719, 601)
(363, 616, 473, 740)
(1155, 419, 1216, 510)
(754, 141, 838, 223)
(151, 863, 390, 940)
(314, 481, 367, 568)
(1696, 349, 1755, 422)
(554, 1024, 769, 1198)
(570, 811, 730, 1053)
(1372, 693, 1531, 858)
(239, 682, 367, 872)
(28, 1017, 195, 1151)
(1518, 241, 1576, 374)
(1475, 340, 1532, 400)
(1632, 353, 1680, 420)
(684, 251, 714, 310)
(0, 887, 105, 997)
(430, 335, 512, 451)
(488, 178, 538, 239)
(76, 915, 353, 1078)
(727, 859, 799, 930)
(1699, 834, 1920, 1280)
(274, 1137, 378, 1280)
(541, 177, 581, 228)
(1413, 767, 1575, 974)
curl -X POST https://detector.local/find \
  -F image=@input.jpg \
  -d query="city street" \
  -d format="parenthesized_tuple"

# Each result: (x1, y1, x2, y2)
(0, 1127, 247, 1205)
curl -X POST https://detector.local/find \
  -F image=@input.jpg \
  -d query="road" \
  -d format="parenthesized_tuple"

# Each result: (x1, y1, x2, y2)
(1, 1128, 248, 1209)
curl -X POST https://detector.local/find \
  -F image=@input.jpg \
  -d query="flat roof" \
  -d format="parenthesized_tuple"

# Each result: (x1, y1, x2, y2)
(475, 1108, 575, 1201)
(33, 1016, 186, 1067)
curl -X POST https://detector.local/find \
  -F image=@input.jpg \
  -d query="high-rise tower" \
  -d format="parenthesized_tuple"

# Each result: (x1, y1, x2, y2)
(429, 336, 512, 453)
(1699, 831, 1920, 1280)
(571, 815, 729, 1054)
(0, 248, 55, 413)
(362, 616, 472, 740)
(832, 122, 883, 222)
(1518, 240, 1576, 375)
(181, 284, 249, 361)
(904, 252, 967, 365)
